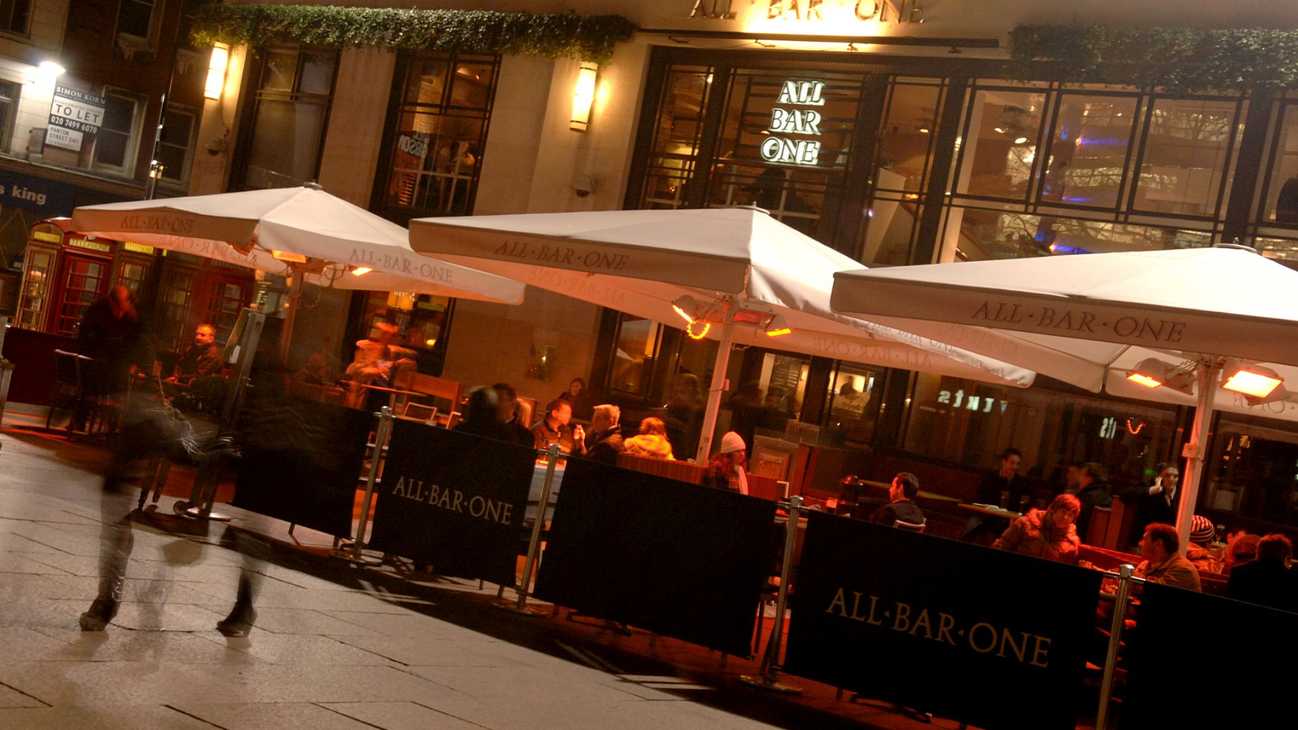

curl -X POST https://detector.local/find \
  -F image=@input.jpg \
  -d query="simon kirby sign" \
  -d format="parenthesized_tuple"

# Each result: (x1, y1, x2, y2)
(784, 513, 1100, 730)
(366, 420, 535, 584)
(762, 79, 826, 166)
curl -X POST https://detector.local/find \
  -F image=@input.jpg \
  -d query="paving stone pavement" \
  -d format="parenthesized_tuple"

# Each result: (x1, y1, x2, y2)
(0, 424, 818, 730)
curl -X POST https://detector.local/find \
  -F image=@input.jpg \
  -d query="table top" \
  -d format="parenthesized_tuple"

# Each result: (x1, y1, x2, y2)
(959, 502, 1022, 520)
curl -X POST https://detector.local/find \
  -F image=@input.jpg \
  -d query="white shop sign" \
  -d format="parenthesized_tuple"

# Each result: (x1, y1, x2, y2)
(760, 79, 825, 167)
(44, 125, 86, 152)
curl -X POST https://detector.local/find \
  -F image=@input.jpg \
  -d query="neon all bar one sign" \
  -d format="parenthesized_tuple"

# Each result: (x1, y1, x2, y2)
(761, 79, 825, 166)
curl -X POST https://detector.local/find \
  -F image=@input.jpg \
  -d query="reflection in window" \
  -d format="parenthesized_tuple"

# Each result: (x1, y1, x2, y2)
(825, 363, 883, 447)
(642, 66, 713, 209)
(1134, 98, 1243, 217)
(1204, 423, 1298, 530)
(379, 52, 497, 220)
(1040, 95, 1138, 209)
(609, 316, 659, 396)
(954, 89, 1046, 201)
(875, 81, 942, 193)
(239, 48, 337, 190)
(904, 374, 1176, 488)
(1262, 105, 1298, 224)
(948, 208, 1211, 261)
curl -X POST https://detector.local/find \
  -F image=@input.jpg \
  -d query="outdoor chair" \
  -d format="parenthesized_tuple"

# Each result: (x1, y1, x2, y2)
(47, 349, 87, 430)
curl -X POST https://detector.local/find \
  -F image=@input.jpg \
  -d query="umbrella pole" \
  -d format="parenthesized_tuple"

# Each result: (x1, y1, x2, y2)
(1176, 360, 1220, 551)
(278, 268, 304, 366)
(695, 319, 736, 464)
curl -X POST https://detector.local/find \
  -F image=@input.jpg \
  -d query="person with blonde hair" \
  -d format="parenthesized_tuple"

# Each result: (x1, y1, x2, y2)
(993, 493, 1083, 565)
(624, 416, 674, 460)
(585, 404, 624, 465)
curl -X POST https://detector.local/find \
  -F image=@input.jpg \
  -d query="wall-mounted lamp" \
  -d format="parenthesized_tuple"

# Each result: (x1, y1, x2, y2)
(204, 44, 230, 101)
(569, 61, 598, 132)
(31, 60, 64, 89)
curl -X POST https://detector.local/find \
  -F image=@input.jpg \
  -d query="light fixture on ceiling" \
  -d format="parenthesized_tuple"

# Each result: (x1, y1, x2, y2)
(1013, 136, 1029, 145)
(1125, 357, 1195, 395)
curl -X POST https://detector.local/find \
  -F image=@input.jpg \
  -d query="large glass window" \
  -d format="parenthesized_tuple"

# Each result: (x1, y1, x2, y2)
(904, 374, 1178, 489)
(238, 48, 337, 190)
(642, 65, 713, 209)
(1255, 100, 1298, 227)
(1039, 94, 1139, 209)
(1134, 98, 1243, 217)
(93, 91, 143, 175)
(157, 107, 196, 186)
(0, 80, 18, 153)
(1204, 419, 1298, 531)
(955, 88, 1048, 202)
(824, 362, 885, 447)
(376, 52, 497, 222)
(116, 0, 155, 39)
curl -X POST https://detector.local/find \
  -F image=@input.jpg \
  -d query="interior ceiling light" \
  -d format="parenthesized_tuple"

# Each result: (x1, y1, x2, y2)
(1221, 360, 1284, 400)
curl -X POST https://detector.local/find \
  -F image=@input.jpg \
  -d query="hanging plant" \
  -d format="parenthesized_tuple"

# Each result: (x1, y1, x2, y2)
(1010, 24, 1298, 92)
(189, 4, 637, 63)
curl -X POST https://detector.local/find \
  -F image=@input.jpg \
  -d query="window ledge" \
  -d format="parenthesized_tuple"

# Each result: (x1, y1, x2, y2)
(0, 152, 146, 193)
(116, 33, 157, 63)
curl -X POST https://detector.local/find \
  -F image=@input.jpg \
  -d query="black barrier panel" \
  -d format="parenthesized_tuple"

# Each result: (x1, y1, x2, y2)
(368, 421, 535, 585)
(233, 399, 371, 538)
(534, 459, 777, 656)
(784, 512, 1100, 730)
(1122, 583, 1298, 728)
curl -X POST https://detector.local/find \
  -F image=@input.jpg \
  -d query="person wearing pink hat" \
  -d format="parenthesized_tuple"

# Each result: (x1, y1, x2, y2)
(704, 431, 749, 496)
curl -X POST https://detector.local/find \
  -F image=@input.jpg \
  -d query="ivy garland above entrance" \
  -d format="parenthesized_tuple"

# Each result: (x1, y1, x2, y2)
(1010, 24, 1298, 92)
(189, 4, 637, 63)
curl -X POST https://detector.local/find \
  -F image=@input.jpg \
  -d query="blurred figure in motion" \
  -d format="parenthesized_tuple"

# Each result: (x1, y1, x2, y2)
(79, 322, 271, 638)
(73, 285, 144, 431)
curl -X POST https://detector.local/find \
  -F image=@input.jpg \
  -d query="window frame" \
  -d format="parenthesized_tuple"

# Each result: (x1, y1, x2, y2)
(157, 104, 198, 187)
(91, 88, 146, 178)
(0, 0, 31, 37)
(115, 0, 159, 44)
(231, 46, 340, 191)
(0, 79, 20, 154)
(371, 50, 500, 223)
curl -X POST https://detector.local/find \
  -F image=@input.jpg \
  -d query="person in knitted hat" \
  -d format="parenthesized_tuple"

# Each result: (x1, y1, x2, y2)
(1186, 515, 1224, 575)
(704, 431, 749, 496)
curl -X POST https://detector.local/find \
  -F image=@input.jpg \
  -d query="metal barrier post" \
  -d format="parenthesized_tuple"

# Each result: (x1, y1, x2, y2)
(351, 406, 394, 561)
(1097, 563, 1136, 730)
(515, 444, 560, 611)
(740, 495, 803, 694)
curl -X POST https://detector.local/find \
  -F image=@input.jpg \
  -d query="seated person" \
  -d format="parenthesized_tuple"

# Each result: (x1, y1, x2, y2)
(1224, 532, 1261, 575)
(992, 493, 1082, 565)
(623, 417, 674, 460)
(870, 472, 925, 527)
(703, 431, 749, 495)
(531, 398, 585, 455)
(1227, 534, 1298, 613)
(585, 404, 624, 465)
(493, 383, 534, 447)
(167, 324, 222, 386)
(345, 321, 400, 386)
(1186, 515, 1225, 575)
(1135, 523, 1202, 592)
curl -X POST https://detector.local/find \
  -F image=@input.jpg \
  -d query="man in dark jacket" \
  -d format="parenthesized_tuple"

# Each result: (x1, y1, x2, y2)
(976, 448, 1028, 509)
(871, 472, 926, 527)
(585, 404, 624, 465)
(1228, 534, 1298, 613)
(1123, 464, 1179, 546)
(169, 323, 223, 385)
(1075, 462, 1113, 541)
(492, 383, 535, 448)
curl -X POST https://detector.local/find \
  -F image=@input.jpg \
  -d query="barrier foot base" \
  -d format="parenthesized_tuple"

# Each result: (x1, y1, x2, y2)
(738, 674, 803, 694)
(181, 506, 232, 522)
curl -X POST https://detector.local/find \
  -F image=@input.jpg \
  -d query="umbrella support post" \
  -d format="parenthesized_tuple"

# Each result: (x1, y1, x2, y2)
(695, 319, 736, 464)
(278, 268, 305, 366)
(740, 496, 803, 695)
(1096, 563, 1136, 730)
(350, 407, 393, 565)
(1176, 361, 1220, 549)
(498, 444, 559, 616)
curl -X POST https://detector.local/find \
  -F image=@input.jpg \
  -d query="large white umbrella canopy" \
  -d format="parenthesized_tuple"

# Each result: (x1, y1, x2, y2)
(70, 185, 525, 305)
(410, 207, 1038, 462)
(831, 244, 1298, 545)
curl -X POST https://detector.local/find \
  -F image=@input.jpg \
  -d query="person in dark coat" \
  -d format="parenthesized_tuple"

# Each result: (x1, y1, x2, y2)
(76, 285, 150, 396)
(870, 472, 926, 527)
(1227, 534, 1298, 613)
(976, 447, 1029, 508)
(492, 383, 535, 448)
(1075, 462, 1114, 541)
(1124, 464, 1179, 542)
(455, 387, 511, 442)
(168, 323, 223, 384)
(556, 377, 594, 421)
(584, 404, 624, 465)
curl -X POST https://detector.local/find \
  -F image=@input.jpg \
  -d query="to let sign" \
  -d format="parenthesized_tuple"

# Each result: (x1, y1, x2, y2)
(47, 86, 106, 152)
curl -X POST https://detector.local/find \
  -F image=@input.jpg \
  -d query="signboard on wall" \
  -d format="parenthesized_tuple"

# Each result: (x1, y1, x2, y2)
(47, 86, 106, 152)
(0, 170, 75, 215)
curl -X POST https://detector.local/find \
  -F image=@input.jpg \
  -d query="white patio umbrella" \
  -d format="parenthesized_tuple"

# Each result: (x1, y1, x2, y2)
(72, 184, 525, 360)
(831, 244, 1298, 546)
(410, 207, 1038, 462)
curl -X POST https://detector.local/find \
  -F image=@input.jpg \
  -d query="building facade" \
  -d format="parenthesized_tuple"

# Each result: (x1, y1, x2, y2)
(27, 0, 1298, 533)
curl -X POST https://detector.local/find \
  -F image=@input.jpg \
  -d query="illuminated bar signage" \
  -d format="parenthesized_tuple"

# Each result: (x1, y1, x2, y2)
(761, 79, 825, 166)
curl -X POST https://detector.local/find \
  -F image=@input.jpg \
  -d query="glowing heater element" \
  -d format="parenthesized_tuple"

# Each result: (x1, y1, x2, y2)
(1221, 362, 1283, 399)
(570, 62, 598, 131)
(350, 266, 372, 277)
(270, 250, 307, 263)
(204, 44, 230, 101)
(1126, 372, 1164, 389)
(764, 315, 793, 337)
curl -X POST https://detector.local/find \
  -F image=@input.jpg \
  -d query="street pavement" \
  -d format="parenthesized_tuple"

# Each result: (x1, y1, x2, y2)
(0, 419, 955, 730)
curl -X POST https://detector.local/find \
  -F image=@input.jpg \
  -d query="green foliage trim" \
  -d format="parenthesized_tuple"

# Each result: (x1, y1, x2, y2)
(190, 4, 637, 63)
(1010, 24, 1298, 92)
